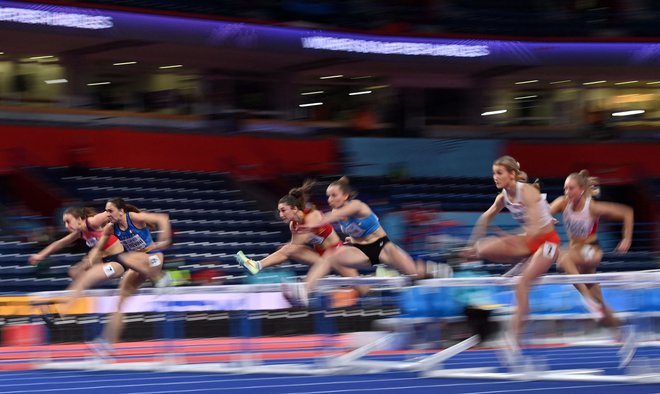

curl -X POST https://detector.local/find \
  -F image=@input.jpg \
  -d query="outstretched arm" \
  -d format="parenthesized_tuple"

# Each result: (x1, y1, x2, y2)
(29, 231, 80, 265)
(591, 201, 634, 253)
(467, 194, 505, 246)
(291, 210, 322, 245)
(301, 200, 365, 229)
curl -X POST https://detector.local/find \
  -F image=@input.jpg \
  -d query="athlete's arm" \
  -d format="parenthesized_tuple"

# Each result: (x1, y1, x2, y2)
(591, 201, 634, 253)
(301, 200, 366, 229)
(549, 196, 567, 215)
(291, 210, 324, 244)
(87, 223, 113, 266)
(86, 211, 110, 230)
(29, 231, 80, 265)
(131, 211, 172, 250)
(467, 194, 505, 246)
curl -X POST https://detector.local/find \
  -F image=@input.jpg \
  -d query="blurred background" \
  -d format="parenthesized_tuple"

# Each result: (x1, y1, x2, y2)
(0, 0, 658, 346)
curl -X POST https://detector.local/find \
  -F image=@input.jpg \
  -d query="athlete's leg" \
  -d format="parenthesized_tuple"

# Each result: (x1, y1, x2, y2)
(304, 246, 371, 292)
(512, 242, 558, 342)
(117, 251, 168, 285)
(60, 262, 125, 316)
(378, 242, 418, 277)
(68, 261, 87, 280)
(102, 270, 146, 344)
(262, 243, 306, 268)
(237, 243, 309, 275)
(474, 235, 531, 264)
(558, 247, 595, 301)
(578, 263, 621, 327)
(68, 255, 101, 280)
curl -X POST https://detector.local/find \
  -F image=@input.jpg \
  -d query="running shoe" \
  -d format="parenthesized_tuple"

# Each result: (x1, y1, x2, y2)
(618, 325, 637, 368)
(581, 295, 605, 318)
(155, 271, 173, 288)
(88, 337, 114, 359)
(375, 265, 399, 277)
(281, 282, 309, 308)
(235, 251, 260, 275)
(498, 331, 522, 367)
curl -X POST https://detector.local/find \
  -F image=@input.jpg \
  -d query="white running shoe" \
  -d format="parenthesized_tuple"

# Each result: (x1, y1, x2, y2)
(155, 271, 173, 288)
(235, 251, 260, 275)
(499, 331, 522, 367)
(88, 337, 114, 359)
(581, 296, 605, 318)
(281, 282, 309, 308)
(375, 265, 399, 277)
(618, 325, 637, 368)
(502, 258, 529, 277)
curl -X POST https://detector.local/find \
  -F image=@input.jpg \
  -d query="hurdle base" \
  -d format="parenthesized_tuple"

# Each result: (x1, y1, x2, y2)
(423, 368, 660, 384)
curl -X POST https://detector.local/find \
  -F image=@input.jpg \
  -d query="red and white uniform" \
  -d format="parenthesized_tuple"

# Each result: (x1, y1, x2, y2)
(562, 197, 599, 241)
(502, 182, 554, 227)
(82, 218, 119, 251)
(291, 208, 340, 255)
(502, 182, 559, 253)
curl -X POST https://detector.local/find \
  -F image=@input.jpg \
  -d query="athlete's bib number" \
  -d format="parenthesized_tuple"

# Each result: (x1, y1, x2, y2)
(542, 242, 558, 258)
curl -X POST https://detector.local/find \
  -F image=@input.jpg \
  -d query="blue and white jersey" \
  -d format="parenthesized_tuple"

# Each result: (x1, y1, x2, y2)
(338, 211, 380, 239)
(113, 213, 154, 252)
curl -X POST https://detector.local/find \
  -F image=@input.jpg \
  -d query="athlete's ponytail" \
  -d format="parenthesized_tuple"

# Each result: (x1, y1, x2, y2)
(107, 197, 141, 213)
(63, 206, 97, 219)
(279, 179, 316, 210)
(329, 176, 358, 199)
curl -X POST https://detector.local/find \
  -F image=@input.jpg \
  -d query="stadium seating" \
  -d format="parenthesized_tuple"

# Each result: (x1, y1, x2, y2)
(0, 168, 656, 292)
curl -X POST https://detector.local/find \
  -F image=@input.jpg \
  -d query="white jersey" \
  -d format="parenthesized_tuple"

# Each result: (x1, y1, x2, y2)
(502, 182, 553, 226)
(563, 197, 598, 240)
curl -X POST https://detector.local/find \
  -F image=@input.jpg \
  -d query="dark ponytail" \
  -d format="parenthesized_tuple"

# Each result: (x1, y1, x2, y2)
(279, 179, 315, 210)
(329, 176, 358, 199)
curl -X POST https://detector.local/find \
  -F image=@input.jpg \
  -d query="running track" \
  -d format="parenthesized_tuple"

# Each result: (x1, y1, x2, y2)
(0, 345, 658, 393)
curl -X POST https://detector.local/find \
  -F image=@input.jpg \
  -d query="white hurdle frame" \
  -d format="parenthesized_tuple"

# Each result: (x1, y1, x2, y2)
(31, 272, 660, 381)
(33, 277, 407, 375)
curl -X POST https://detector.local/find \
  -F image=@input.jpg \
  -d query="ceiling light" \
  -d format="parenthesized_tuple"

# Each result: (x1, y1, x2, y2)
(29, 55, 54, 60)
(159, 64, 182, 69)
(612, 110, 645, 117)
(87, 81, 111, 86)
(319, 75, 343, 79)
(366, 85, 389, 90)
(113, 61, 137, 66)
(514, 95, 537, 100)
(614, 81, 638, 85)
(349, 91, 372, 96)
(583, 80, 606, 85)
(0, 52, 4, 55)
(44, 79, 68, 84)
(301, 91, 324, 95)
(549, 80, 571, 84)
(299, 102, 323, 107)
(514, 80, 538, 85)
(481, 109, 507, 116)
(350, 76, 372, 80)
(646, 81, 660, 85)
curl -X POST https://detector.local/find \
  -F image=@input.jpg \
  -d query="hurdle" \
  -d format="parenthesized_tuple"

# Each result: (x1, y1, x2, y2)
(29, 272, 660, 382)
